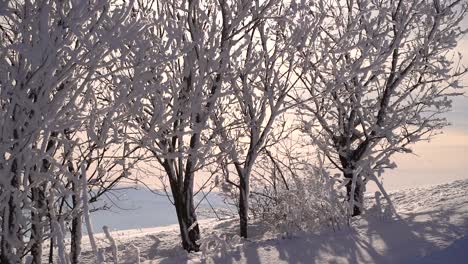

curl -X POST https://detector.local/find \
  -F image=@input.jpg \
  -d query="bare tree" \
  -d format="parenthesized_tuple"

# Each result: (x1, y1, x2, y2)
(294, 0, 467, 216)
(213, 0, 307, 238)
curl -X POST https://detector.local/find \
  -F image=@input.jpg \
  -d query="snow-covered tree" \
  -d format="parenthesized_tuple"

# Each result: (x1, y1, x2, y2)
(294, 0, 467, 216)
(213, 1, 308, 238)
(124, 0, 275, 252)
(0, 1, 145, 262)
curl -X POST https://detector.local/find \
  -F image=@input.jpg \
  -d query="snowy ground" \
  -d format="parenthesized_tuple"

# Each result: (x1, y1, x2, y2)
(79, 179, 468, 263)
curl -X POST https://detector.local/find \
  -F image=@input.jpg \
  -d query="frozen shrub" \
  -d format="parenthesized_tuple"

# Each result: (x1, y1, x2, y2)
(258, 170, 347, 235)
(199, 231, 242, 261)
(248, 150, 348, 235)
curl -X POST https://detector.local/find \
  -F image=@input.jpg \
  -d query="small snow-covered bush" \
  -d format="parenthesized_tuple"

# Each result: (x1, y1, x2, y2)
(260, 173, 346, 234)
(248, 151, 348, 235)
(198, 231, 242, 260)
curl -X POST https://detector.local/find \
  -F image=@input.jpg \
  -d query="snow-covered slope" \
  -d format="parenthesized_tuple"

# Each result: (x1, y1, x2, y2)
(80, 179, 468, 263)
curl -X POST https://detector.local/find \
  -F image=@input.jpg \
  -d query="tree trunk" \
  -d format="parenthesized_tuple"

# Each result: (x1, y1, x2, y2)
(30, 186, 46, 264)
(1, 159, 21, 263)
(3, 189, 20, 264)
(239, 176, 249, 238)
(48, 227, 54, 264)
(171, 187, 200, 252)
(70, 181, 82, 264)
(344, 171, 365, 217)
(31, 134, 57, 263)
(1, 208, 11, 264)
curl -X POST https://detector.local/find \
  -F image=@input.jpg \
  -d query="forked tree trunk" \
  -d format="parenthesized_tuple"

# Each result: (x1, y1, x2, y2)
(344, 170, 365, 217)
(170, 184, 200, 252)
(235, 162, 253, 239)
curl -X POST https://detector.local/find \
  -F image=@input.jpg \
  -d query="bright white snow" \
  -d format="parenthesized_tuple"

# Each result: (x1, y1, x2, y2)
(79, 179, 468, 264)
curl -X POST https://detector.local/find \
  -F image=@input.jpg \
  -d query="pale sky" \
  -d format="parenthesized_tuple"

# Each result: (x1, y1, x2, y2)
(368, 31, 468, 191)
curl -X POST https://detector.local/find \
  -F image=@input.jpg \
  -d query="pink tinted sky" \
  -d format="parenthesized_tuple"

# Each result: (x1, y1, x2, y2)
(137, 15, 468, 192)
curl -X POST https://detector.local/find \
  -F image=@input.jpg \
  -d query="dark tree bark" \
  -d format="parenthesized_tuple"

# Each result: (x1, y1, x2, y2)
(30, 185, 46, 264)
(70, 180, 83, 264)
(238, 177, 249, 238)
(344, 172, 365, 217)
(48, 221, 54, 264)
(0, 209, 12, 264)
(341, 154, 365, 217)
(1, 158, 21, 264)
(169, 178, 200, 252)
(31, 133, 57, 264)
